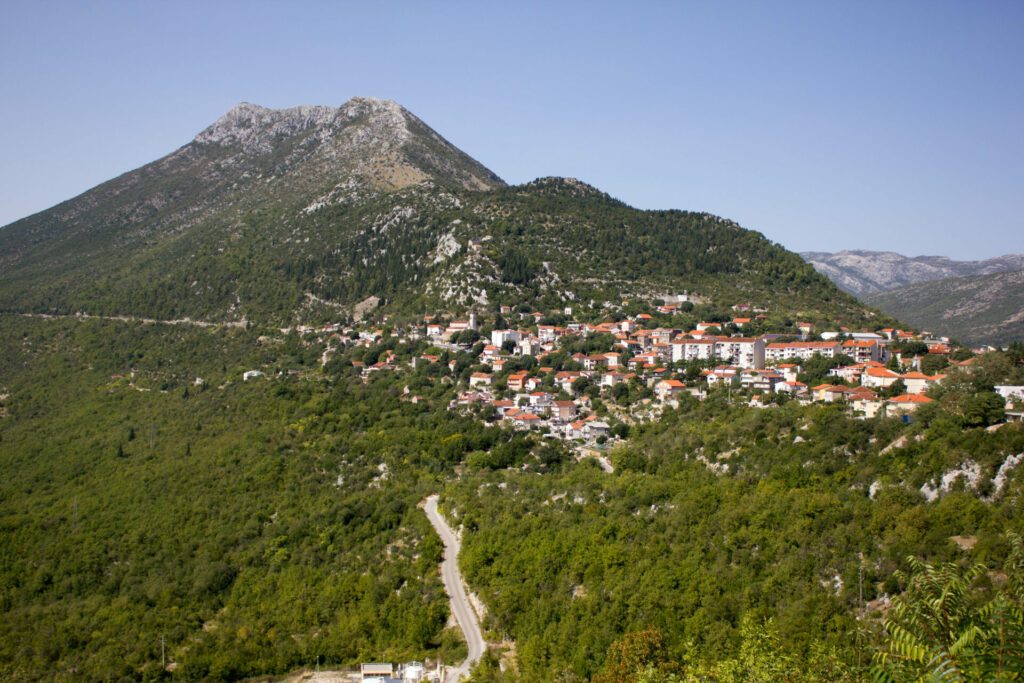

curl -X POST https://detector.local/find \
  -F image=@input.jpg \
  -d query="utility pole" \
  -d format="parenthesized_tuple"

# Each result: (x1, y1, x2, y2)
(161, 634, 165, 669)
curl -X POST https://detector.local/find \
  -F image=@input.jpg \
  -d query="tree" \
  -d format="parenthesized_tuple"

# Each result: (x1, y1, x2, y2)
(593, 628, 678, 683)
(872, 534, 1024, 682)
(920, 353, 949, 375)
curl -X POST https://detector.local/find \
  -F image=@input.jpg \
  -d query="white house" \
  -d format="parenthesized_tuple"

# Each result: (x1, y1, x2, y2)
(469, 372, 493, 388)
(491, 329, 521, 347)
(862, 367, 902, 389)
(996, 385, 1024, 404)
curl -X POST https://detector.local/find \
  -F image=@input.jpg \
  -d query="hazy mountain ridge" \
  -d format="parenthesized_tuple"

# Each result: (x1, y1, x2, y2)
(865, 269, 1024, 346)
(801, 249, 1024, 296)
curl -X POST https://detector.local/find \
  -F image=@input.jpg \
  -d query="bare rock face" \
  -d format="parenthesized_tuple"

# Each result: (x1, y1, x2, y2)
(194, 102, 344, 152)
(192, 96, 503, 192)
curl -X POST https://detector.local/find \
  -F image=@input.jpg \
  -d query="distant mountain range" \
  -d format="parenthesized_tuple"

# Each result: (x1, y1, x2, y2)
(863, 270, 1024, 347)
(800, 250, 1024, 296)
(803, 250, 1024, 346)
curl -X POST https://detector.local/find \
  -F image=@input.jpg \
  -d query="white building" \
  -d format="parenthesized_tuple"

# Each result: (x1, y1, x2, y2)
(765, 341, 841, 362)
(996, 385, 1024, 403)
(714, 337, 765, 370)
(671, 339, 716, 364)
(491, 329, 521, 347)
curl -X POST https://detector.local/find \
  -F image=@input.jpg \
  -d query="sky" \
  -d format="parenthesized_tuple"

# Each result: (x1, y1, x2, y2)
(1, 1, 1022, 259)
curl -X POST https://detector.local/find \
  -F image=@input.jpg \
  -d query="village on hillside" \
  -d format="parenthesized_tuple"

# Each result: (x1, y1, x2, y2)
(241, 296, 1024, 457)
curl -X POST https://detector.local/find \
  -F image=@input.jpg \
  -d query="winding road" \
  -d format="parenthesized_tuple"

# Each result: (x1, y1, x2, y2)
(423, 495, 485, 683)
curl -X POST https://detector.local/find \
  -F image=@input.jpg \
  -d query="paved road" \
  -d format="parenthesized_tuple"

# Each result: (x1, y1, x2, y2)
(10, 311, 247, 328)
(423, 495, 485, 683)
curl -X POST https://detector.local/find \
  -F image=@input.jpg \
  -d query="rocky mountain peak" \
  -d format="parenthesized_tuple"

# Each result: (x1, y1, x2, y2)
(195, 101, 348, 151)
(188, 97, 502, 192)
(196, 97, 412, 148)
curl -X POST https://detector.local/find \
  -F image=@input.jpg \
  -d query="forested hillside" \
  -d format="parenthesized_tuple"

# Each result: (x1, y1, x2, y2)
(2, 314, 1021, 681)
(446, 387, 1024, 681)
(0, 100, 875, 329)
(0, 319, 485, 680)
(1, 99, 1021, 682)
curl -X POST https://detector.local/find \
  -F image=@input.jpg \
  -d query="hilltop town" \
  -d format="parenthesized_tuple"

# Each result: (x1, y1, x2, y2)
(248, 295, 1023, 461)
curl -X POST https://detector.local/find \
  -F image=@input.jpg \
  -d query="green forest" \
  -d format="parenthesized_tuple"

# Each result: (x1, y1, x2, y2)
(1, 316, 1022, 681)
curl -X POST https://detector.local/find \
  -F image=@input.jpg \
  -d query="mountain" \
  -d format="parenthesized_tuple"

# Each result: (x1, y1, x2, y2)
(2, 99, 1023, 682)
(865, 269, 1024, 346)
(801, 249, 1024, 296)
(0, 98, 873, 328)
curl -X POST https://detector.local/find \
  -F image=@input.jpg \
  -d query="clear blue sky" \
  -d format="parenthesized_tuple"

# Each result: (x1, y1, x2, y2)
(2, 1, 1022, 259)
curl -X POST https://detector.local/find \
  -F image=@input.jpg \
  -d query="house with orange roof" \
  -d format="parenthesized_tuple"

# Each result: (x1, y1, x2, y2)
(705, 365, 741, 386)
(554, 371, 582, 393)
(469, 372, 493, 387)
(492, 399, 515, 415)
(842, 339, 885, 363)
(481, 344, 502, 359)
(537, 325, 565, 343)
(862, 367, 902, 389)
(600, 371, 629, 387)
(850, 388, 883, 417)
(507, 371, 529, 392)
(551, 400, 578, 422)
(655, 378, 687, 401)
(812, 384, 846, 402)
(774, 363, 802, 383)
(886, 393, 934, 416)
(901, 371, 944, 395)
(565, 419, 590, 440)
(829, 364, 865, 383)
(514, 412, 543, 429)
